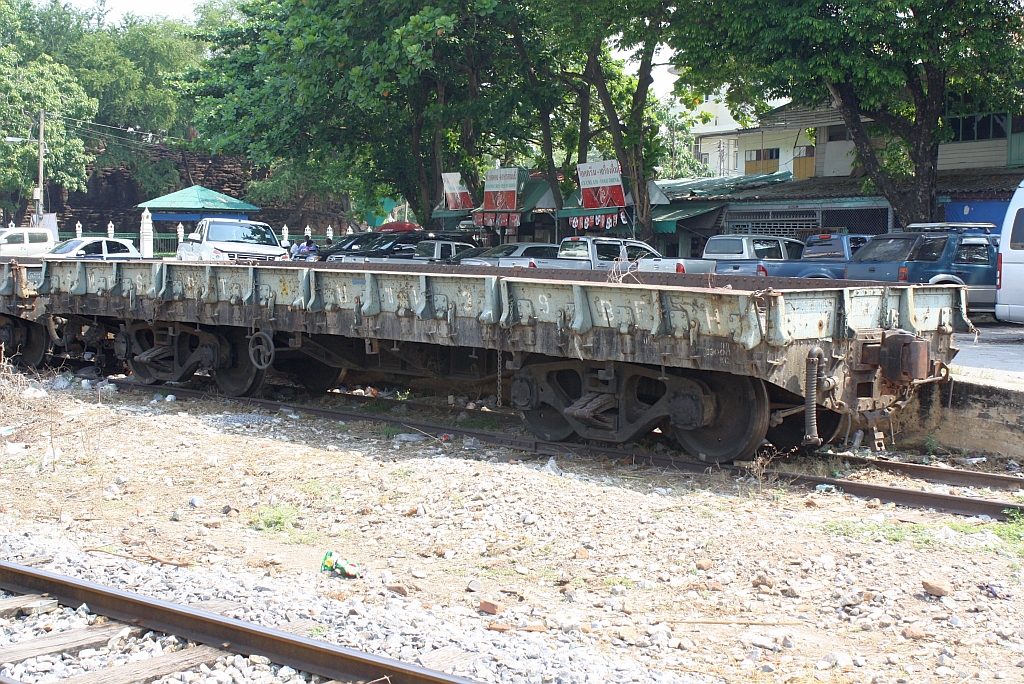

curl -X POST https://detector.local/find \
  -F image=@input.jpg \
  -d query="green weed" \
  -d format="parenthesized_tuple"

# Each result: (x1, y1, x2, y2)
(308, 624, 329, 638)
(375, 424, 401, 439)
(249, 504, 298, 531)
(823, 519, 936, 548)
(362, 400, 391, 414)
(602, 576, 635, 589)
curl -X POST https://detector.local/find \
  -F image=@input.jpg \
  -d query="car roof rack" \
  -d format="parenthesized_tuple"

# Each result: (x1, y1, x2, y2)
(904, 222, 997, 234)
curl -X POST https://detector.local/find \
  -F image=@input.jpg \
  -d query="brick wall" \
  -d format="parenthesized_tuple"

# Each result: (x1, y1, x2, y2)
(35, 148, 349, 235)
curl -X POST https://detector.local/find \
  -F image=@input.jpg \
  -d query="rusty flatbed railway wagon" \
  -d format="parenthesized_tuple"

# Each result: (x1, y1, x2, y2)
(0, 258, 969, 462)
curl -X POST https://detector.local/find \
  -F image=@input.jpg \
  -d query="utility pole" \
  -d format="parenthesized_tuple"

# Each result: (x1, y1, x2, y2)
(36, 110, 44, 224)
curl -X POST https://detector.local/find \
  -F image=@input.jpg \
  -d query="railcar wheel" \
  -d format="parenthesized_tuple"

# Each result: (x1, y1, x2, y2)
(125, 326, 163, 385)
(14, 320, 52, 369)
(766, 407, 844, 452)
(515, 365, 580, 442)
(673, 374, 770, 464)
(213, 329, 267, 397)
(293, 359, 347, 394)
(521, 407, 577, 442)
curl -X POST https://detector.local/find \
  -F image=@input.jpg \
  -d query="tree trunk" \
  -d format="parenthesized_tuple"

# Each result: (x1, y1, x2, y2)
(586, 41, 656, 239)
(407, 80, 434, 223)
(826, 78, 942, 226)
(409, 105, 431, 223)
(461, 46, 482, 204)
(431, 79, 446, 211)
(510, 20, 564, 231)
(578, 74, 592, 165)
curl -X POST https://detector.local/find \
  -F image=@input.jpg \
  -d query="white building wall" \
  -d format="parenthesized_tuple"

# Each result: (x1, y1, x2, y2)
(737, 130, 815, 175)
(937, 139, 1008, 170)
(696, 136, 741, 177)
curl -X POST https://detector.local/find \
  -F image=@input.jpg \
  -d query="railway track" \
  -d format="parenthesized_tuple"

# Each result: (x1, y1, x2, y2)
(0, 560, 474, 684)
(108, 379, 1024, 520)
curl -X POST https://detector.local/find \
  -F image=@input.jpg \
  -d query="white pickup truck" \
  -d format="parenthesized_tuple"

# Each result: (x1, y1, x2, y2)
(498, 236, 715, 273)
(177, 218, 289, 262)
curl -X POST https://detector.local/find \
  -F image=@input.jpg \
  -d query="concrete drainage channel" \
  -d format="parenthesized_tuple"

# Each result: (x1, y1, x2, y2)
(109, 379, 1024, 520)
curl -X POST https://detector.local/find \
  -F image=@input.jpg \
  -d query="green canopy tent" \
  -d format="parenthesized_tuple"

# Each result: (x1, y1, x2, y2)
(137, 185, 260, 222)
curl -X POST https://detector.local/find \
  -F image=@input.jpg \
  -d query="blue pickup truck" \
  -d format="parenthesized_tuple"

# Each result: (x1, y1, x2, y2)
(713, 233, 870, 278)
(844, 224, 1000, 312)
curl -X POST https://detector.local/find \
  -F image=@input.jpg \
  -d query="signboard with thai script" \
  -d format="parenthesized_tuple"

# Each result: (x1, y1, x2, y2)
(483, 168, 520, 211)
(441, 172, 474, 210)
(578, 160, 626, 209)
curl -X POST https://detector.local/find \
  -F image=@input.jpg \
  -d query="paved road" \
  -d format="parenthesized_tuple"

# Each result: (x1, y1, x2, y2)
(950, 319, 1024, 390)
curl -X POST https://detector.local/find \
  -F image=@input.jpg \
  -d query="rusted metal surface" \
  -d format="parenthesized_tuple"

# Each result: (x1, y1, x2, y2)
(0, 256, 970, 437)
(0, 561, 478, 684)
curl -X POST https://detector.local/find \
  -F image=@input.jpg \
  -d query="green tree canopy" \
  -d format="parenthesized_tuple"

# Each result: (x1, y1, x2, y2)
(668, 0, 1024, 224)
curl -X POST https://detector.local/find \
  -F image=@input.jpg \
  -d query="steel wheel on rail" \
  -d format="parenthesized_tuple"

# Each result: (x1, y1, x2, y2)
(213, 328, 267, 397)
(516, 367, 581, 442)
(123, 326, 164, 385)
(292, 359, 347, 394)
(673, 373, 770, 464)
(766, 407, 844, 452)
(13, 320, 52, 369)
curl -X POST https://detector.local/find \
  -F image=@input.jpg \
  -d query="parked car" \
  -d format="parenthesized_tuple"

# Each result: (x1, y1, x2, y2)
(716, 233, 870, 278)
(176, 219, 289, 262)
(997, 186, 1024, 323)
(443, 246, 490, 264)
(45, 237, 142, 260)
(413, 240, 476, 261)
(330, 231, 476, 263)
(707, 235, 806, 274)
(498, 236, 663, 271)
(459, 242, 559, 267)
(845, 224, 999, 312)
(0, 227, 55, 258)
(316, 232, 382, 261)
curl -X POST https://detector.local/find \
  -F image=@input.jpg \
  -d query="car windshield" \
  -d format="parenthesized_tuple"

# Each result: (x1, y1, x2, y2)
(358, 234, 399, 251)
(51, 239, 85, 254)
(480, 244, 520, 258)
(908, 236, 948, 261)
(704, 237, 744, 255)
(207, 222, 278, 246)
(559, 240, 591, 259)
(341, 233, 379, 251)
(453, 247, 489, 261)
(851, 237, 917, 262)
(803, 238, 845, 259)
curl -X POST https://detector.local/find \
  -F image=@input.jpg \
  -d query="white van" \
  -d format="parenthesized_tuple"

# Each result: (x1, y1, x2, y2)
(996, 182, 1024, 323)
(0, 227, 56, 258)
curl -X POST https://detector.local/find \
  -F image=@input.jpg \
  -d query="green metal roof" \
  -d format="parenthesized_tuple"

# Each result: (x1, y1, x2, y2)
(652, 203, 723, 234)
(137, 185, 260, 212)
(651, 202, 723, 224)
(520, 179, 556, 212)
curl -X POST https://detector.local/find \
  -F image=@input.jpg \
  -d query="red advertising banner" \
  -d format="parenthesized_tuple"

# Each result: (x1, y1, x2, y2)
(483, 168, 519, 211)
(578, 160, 626, 209)
(441, 173, 474, 210)
(473, 212, 484, 227)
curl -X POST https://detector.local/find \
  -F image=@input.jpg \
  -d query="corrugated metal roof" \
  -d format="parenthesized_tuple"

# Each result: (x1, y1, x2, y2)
(724, 167, 1024, 203)
(520, 179, 557, 211)
(137, 185, 259, 211)
(651, 202, 723, 223)
(655, 171, 793, 200)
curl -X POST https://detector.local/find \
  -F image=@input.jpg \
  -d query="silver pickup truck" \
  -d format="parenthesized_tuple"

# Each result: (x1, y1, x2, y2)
(499, 236, 715, 273)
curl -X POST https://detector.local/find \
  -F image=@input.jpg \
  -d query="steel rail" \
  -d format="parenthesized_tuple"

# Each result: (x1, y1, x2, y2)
(0, 561, 477, 684)
(832, 454, 1024, 491)
(108, 380, 1024, 520)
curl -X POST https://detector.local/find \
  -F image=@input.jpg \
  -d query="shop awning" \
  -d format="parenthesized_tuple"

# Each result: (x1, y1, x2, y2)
(651, 202, 723, 233)
(557, 205, 630, 218)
